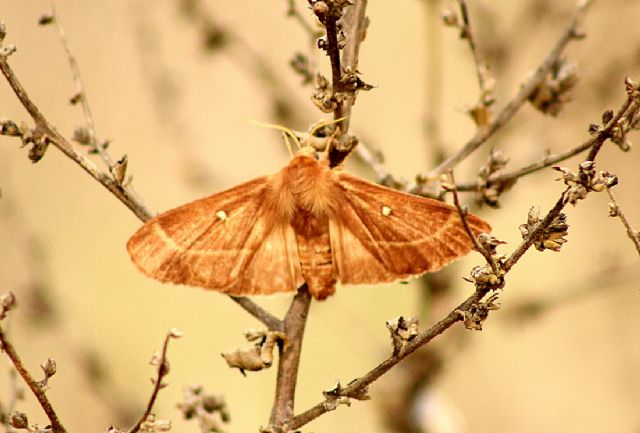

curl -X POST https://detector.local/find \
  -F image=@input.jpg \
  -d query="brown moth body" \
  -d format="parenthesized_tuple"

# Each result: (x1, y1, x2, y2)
(127, 148, 491, 300)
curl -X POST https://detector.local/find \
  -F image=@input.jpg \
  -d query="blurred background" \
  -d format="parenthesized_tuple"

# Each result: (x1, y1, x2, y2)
(0, 1, 639, 432)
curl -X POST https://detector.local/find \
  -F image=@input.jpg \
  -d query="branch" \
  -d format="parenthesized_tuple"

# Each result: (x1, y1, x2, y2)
(230, 297, 283, 331)
(605, 186, 640, 257)
(269, 286, 312, 428)
(46, 1, 113, 168)
(427, 0, 592, 179)
(448, 171, 499, 275)
(127, 329, 181, 433)
(0, 326, 66, 433)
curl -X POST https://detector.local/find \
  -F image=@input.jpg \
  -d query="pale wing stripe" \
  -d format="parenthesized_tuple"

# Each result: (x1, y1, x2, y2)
(151, 223, 253, 256)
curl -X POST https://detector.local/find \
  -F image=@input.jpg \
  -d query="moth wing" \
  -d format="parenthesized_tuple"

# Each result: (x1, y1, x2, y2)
(127, 177, 302, 294)
(222, 222, 304, 296)
(329, 172, 491, 285)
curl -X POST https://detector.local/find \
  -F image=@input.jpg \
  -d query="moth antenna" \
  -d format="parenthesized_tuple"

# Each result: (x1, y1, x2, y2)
(308, 116, 349, 138)
(250, 119, 302, 153)
(281, 132, 294, 158)
(308, 116, 349, 159)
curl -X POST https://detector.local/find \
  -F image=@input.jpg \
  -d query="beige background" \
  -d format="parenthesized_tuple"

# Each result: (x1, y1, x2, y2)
(0, 1, 639, 433)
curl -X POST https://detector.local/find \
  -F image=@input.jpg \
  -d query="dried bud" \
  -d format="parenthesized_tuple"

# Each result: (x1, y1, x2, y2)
(73, 127, 91, 144)
(601, 109, 614, 124)
(69, 92, 83, 105)
(520, 207, 569, 252)
(386, 316, 419, 355)
(457, 293, 501, 331)
(608, 202, 619, 217)
(41, 357, 57, 378)
(9, 411, 29, 429)
(168, 327, 183, 338)
(441, 7, 458, 26)
(38, 13, 55, 25)
(28, 134, 50, 163)
(0, 119, 21, 136)
(528, 59, 578, 116)
(469, 264, 502, 289)
(1, 291, 17, 319)
(177, 385, 230, 432)
(312, 1, 329, 20)
(477, 233, 506, 255)
(110, 155, 128, 186)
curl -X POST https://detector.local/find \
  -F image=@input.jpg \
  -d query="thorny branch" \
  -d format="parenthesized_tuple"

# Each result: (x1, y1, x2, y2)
(426, 0, 592, 180)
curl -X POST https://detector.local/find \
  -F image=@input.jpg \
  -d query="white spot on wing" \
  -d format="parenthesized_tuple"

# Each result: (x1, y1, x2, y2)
(381, 206, 392, 216)
(216, 210, 227, 221)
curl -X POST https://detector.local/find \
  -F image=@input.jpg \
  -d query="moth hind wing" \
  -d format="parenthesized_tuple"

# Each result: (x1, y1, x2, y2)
(330, 172, 491, 284)
(127, 177, 277, 290)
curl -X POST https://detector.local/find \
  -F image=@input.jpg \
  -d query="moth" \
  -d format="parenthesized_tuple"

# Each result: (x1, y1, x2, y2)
(127, 142, 490, 301)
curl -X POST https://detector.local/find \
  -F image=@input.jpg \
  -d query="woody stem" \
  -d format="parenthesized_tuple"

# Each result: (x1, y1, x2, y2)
(269, 285, 312, 427)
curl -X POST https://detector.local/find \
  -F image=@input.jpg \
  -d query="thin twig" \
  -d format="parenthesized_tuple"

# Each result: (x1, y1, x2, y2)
(426, 0, 592, 179)
(455, 138, 595, 191)
(0, 327, 66, 433)
(286, 0, 318, 38)
(230, 297, 283, 331)
(127, 330, 180, 433)
(457, 0, 492, 102)
(48, 1, 113, 168)
(448, 171, 499, 275)
(605, 186, 640, 257)
(269, 286, 312, 428)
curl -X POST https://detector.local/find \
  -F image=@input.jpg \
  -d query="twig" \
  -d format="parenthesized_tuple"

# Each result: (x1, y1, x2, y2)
(286, 0, 319, 38)
(426, 0, 592, 179)
(230, 297, 283, 331)
(48, 1, 113, 168)
(457, 0, 493, 103)
(338, 0, 368, 132)
(605, 186, 640, 257)
(0, 327, 66, 433)
(269, 286, 312, 428)
(448, 171, 499, 275)
(127, 329, 180, 433)
(455, 137, 595, 191)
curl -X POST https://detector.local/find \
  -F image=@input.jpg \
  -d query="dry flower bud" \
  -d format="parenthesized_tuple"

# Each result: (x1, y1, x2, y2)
(41, 357, 57, 378)
(477, 233, 506, 255)
(528, 59, 578, 116)
(1, 291, 17, 318)
(110, 155, 128, 185)
(1, 119, 21, 136)
(520, 207, 569, 252)
(73, 127, 91, 144)
(9, 411, 29, 429)
(168, 327, 183, 338)
(457, 293, 501, 331)
(608, 202, 619, 217)
(312, 1, 329, 20)
(386, 316, 419, 355)
(441, 7, 458, 26)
